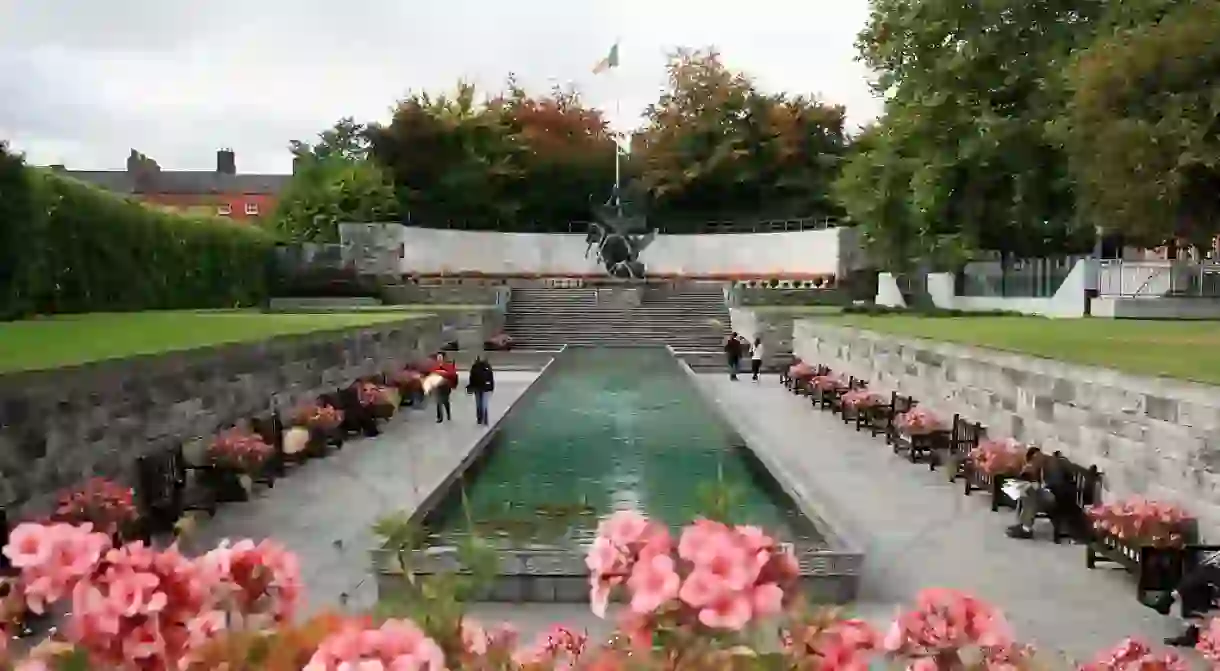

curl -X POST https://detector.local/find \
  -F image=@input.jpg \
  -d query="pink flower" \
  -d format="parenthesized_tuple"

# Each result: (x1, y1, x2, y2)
(697, 591, 754, 630)
(598, 510, 651, 547)
(626, 553, 680, 614)
(1082, 637, 1188, 671)
(305, 618, 445, 671)
(460, 618, 488, 656)
(1197, 617, 1220, 663)
(751, 582, 784, 617)
(884, 588, 1013, 657)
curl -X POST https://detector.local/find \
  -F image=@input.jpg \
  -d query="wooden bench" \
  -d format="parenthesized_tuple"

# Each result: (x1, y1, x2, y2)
(135, 449, 188, 541)
(863, 392, 914, 438)
(936, 416, 984, 476)
(995, 453, 1103, 543)
(892, 416, 952, 465)
(792, 365, 830, 396)
(1086, 528, 1201, 601)
(828, 378, 867, 415)
(337, 384, 381, 437)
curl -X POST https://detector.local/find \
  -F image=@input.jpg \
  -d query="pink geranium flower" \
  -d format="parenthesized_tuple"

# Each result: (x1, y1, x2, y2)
(1082, 637, 1188, 671)
(626, 553, 680, 614)
(304, 617, 445, 671)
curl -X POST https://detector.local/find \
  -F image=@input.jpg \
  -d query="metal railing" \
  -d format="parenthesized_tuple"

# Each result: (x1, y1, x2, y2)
(1096, 259, 1220, 297)
(960, 256, 1085, 298)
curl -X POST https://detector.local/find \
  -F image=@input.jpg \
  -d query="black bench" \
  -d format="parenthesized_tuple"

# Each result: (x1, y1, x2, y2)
(251, 412, 287, 479)
(936, 416, 984, 476)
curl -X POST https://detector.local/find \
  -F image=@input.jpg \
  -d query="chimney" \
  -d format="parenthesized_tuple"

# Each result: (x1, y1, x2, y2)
(292, 156, 304, 175)
(126, 149, 142, 173)
(216, 148, 236, 174)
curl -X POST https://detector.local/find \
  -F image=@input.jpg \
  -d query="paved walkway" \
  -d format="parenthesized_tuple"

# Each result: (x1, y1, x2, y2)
(187, 371, 539, 613)
(696, 374, 1185, 664)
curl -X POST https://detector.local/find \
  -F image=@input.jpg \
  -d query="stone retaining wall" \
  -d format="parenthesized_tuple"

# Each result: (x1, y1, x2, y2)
(434, 308, 505, 350)
(0, 316, 443, 515)
(381, 284, 508, 306)
(793, 320, 1220, 538)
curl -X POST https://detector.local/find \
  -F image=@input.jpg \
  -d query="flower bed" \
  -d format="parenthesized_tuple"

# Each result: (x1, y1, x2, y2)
(0, 512, 1216, 670)
(49, 478, 138, 539)
(891, 406, 949, 464)
(1087, 497, 1194, 549)
(963, 437, 1027, 504)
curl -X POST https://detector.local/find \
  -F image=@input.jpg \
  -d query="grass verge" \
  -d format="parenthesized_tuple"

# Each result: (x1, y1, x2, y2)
(0, 310, 424, 374)
(818, 314, 1220, 385)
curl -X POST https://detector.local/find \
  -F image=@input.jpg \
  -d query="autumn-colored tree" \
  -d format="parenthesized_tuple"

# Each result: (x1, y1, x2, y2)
(367, 80, 614, 231)
(635, 48, 848, 228)
(1060, 0, 1220, 250)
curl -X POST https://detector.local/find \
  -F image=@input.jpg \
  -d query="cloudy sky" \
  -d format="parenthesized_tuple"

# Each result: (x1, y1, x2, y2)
(0, 0, 880, 174)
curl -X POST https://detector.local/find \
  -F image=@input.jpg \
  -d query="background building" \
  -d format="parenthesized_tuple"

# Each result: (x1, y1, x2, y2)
(52, 149, 290, 221)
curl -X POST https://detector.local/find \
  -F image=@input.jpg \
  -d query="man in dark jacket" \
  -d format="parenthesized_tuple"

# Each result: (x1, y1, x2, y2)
(724, 332, 744, 381)
(467, 356, 495, 425)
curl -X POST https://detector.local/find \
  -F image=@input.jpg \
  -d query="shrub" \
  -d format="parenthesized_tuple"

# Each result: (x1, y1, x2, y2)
(0, 159, 275, 318)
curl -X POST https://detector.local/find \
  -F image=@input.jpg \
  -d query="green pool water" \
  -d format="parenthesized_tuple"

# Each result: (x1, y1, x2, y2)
(426, 347, 820, 548)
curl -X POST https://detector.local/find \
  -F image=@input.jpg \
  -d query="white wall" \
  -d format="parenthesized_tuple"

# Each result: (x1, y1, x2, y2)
(389, 226, 853, 277)
(922, 260, 1090, 318)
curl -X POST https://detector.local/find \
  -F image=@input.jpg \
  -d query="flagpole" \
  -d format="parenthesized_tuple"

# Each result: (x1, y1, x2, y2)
(613, 37, 622, 217)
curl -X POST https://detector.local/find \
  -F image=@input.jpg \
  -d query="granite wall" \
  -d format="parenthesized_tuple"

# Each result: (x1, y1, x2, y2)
(434, 308, 505, 350)
(793, 320, 1220, 538)
(728, 308, 798, 369)
(381, 284, 509, 306)
(0, 316, 443, 515)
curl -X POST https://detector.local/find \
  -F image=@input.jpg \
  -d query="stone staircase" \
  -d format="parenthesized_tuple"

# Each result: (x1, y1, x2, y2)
(504, 284, 731, 351)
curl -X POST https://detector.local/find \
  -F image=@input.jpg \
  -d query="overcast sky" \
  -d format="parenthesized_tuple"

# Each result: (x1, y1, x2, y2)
(0, 0, 880, 174)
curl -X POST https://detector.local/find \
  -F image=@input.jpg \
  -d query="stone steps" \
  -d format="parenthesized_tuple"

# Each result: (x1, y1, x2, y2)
(503, 285, 732, 349)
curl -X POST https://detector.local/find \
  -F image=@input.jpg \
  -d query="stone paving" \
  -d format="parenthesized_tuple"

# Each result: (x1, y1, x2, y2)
(696, 374, 1189, 665)
(186, 371, 539, 613)
(173, 364, 1202, 664)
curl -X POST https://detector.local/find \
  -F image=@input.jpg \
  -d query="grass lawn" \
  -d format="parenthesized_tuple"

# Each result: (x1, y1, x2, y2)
(820, 315, 1220, 384)
(0, 310, 423, 374)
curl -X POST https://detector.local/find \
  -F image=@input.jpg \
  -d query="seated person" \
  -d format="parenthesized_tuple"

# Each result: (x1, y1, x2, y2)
(1005, 449, 1077, 540)
(1142, 550, 1220, 647)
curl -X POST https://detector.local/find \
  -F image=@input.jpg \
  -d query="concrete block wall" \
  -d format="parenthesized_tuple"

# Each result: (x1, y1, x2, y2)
(435, 308, 504, 350)
(381, 284, 509, 306)
(793, 319, 1220, 539)
(0, 316, 442, 515)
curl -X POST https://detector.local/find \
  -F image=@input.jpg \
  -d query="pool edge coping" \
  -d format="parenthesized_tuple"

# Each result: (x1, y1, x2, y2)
(373, 346, 862, 601)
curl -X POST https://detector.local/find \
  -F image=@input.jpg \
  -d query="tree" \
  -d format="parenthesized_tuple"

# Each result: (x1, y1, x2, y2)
(367, 80, 614, 230)
(1060, 0, 1220, 250)
(271, 157, 398, 243)
(852, 0, 1100, 260)
(634, 48, 848, 226)
(290, 117, 370, 163)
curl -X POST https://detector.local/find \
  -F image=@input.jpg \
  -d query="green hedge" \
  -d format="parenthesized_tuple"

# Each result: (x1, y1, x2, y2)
(0, 145, 276, 318)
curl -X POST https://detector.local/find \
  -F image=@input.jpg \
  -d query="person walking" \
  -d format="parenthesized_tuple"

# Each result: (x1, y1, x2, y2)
(434, 377, 453, 423)
(750, 337, 764, 381)
(467, 356, 496, 425)
(724, 332, 744, 381)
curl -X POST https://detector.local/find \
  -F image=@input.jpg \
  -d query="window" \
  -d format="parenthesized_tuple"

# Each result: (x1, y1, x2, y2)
(217, 204, 232, 216)
(245, 202, 260, 216)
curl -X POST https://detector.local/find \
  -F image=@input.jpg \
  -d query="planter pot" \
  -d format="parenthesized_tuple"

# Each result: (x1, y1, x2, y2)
(201, 469, 251, 503)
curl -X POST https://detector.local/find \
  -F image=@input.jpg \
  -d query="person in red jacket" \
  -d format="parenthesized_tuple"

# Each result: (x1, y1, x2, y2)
(429, 353, 459, 422)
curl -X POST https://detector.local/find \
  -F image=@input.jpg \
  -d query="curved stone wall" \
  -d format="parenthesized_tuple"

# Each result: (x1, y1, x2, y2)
(393, 226, 858, 278)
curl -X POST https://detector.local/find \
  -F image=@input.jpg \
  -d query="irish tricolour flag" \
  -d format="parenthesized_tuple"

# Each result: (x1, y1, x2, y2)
(592, 42, 619, 74)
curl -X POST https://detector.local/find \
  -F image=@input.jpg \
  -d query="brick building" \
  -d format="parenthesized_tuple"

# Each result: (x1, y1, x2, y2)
(53, 149, 291, 221)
